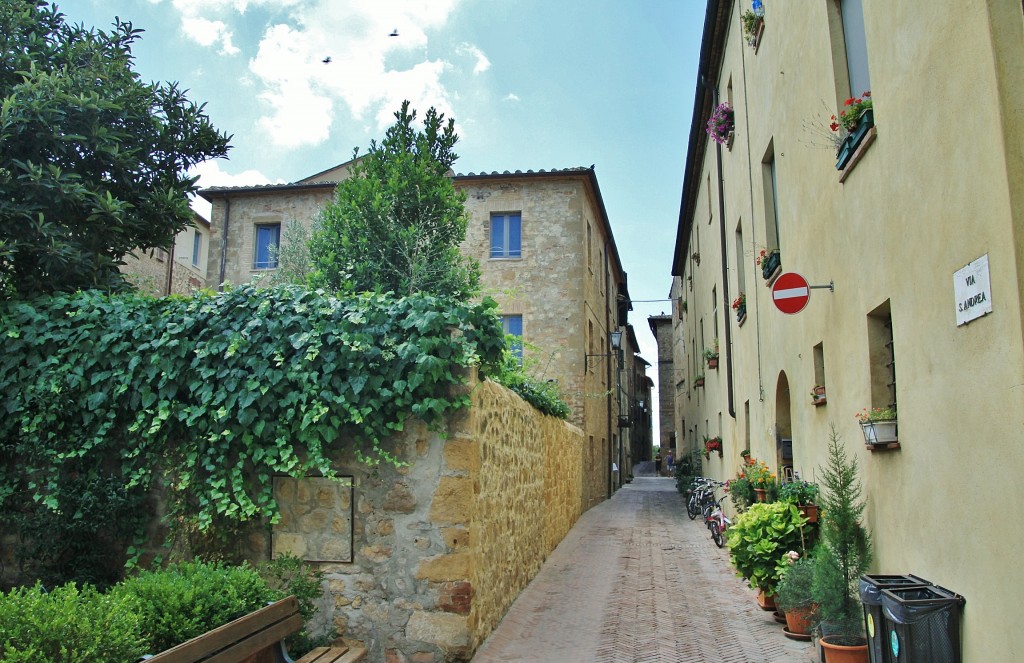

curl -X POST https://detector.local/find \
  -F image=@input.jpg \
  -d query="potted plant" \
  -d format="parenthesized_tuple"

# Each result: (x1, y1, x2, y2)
(703, 435, 723, 459)
(741, 1, 765, 48)
(831, 91, 874, 170)
(693, 372, 705, 388)
(812, 426, 872, 661)
(855, 406, 897, 446)
(756, 248, 781, 283)
(778, 480, 820, 523)
(729, 471, 755, 512)
(811, 385, 827, 405)
(727, 501, 807, 609)
(740, 448, 754, 465)
(745, 460, 776, 502)
(703, 341, 719, 369)
(732, 293, 747, 324)
(776, 553, 816, 637)
(706, 102, 735, 146)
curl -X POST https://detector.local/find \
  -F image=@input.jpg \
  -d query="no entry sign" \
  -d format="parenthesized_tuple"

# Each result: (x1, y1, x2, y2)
(772, 272, 810, 314)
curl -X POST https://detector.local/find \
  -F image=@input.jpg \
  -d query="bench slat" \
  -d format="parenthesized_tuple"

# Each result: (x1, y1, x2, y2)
(295, 646, 366, 663)
(145, 597, 301, 663)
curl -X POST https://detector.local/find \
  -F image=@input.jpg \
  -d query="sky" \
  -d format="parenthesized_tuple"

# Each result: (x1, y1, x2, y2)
(63, 0, 708, 443)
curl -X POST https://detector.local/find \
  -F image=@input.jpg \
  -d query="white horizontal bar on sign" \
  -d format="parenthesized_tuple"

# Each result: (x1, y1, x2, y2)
(773, 287, 809, 300)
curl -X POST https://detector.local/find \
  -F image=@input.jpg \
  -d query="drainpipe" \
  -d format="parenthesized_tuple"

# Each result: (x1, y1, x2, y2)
(701, 74, 737, 420)
(217, 197, 231, 291)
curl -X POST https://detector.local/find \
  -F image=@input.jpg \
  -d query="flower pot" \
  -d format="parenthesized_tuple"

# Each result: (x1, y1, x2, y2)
(755, 589, 776, 610)
(860, 420, 897, 445)
(707, 357, 718, 369)
(798, 504, 819, 523)
(760, 252, 781, 280)
(754, 488, 767, 502)
(694, 378, 705, 388)
(835, 109, 875, 171)
(784, 604, 815, 636)
(820, 635, 869, 663)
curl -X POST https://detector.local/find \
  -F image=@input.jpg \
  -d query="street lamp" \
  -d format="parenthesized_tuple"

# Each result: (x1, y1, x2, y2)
(585, 329, 624, 371)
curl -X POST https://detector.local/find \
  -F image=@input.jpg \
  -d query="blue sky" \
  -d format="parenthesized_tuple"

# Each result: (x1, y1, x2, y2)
(63, 0, 708, 433)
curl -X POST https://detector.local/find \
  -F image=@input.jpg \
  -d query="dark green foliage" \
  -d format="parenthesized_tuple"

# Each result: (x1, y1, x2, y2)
(257, 555, 334, 656)
(728, 474, 754, 512)
(489, 337, 570, 419)
(811, 426, 872, 634)
(113, 561, 274, 654)
(5, 470, 149, 590)
(727, 501, 808, 594)
(308, 101, 480, 300)
(0, 1, 230, 297)
(674, 450, 701, 494)
(0, 582, 147, 662)
(776, 556, 816, 611)
(0, 286, 506, 540)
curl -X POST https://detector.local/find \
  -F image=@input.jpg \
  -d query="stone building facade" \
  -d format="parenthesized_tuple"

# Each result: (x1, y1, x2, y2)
(120, 213, 211, 296)
(647, 313, 676, 456)
(200, 165, 640, 509)
(670, 2, 1024, 660)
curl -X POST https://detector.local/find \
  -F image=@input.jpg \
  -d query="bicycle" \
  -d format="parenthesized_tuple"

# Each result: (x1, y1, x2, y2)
(685, 477, 716, 520)
(706, 492, 731, 548)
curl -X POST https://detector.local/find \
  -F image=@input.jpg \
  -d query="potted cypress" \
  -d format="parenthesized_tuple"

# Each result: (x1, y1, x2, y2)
(776, 553, 816, 638)
(812, 426, 872, 662)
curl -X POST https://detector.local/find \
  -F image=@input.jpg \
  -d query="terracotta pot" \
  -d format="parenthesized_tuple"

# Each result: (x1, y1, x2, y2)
(755, 589, 776, 610)
(799, 504, 819, 523)
(754, 488, 767, 502)
(820, 636, 869, 663)
(784, 605, 814, 635)
(707, 357, 718, 369)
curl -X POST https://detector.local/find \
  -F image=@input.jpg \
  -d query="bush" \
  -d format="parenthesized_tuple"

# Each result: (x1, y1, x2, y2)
(257, 555, 335, 656)
(727, 501, 808, 595)
(0, 583, 146, 663)
(675, 450, 701, 494)
(113, 561, 275, 653)
(776, 556, 816, 611)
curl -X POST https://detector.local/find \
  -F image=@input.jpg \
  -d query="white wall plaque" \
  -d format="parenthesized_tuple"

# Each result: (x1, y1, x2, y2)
(954, 254, 993, 326)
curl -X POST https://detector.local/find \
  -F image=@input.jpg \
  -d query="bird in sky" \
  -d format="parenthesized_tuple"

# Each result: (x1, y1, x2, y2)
(389, 28, 399, 37)
(322, 56, 332, 64)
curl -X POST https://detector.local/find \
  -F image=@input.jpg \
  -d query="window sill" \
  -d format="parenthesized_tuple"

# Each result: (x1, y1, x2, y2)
(838, 126, 877, 183)
(489, 256, 523, 262)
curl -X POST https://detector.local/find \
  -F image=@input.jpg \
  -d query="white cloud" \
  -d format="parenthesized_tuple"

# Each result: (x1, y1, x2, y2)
(504, 93, 520, 102)
(457, 43, 490, 74)
(181, 16, 239, 55)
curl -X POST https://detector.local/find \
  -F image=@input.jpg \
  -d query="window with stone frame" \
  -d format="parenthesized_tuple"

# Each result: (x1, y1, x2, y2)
(489, 212, 522, 259)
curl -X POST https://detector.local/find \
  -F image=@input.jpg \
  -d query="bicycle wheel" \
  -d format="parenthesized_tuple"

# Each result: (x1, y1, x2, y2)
(710, 521, 724, 547)
(686, 494, 698, 520)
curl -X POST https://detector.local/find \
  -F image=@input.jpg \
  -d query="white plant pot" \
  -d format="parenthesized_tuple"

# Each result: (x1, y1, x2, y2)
(861, 420, 898, 445)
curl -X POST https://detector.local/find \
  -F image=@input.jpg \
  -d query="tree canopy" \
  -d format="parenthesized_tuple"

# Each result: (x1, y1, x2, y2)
(308, 101, 479, 301)
(0, 1, 230, 298)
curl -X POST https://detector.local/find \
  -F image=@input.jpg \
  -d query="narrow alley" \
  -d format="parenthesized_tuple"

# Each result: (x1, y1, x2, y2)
(471, 475, 817, 663)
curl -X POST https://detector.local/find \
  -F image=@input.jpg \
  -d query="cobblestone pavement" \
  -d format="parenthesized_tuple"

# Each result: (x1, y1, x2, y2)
(471, 476, 818, 663)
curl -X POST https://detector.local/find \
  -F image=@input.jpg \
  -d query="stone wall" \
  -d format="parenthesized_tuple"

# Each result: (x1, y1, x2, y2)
(263, 373, 584, 662)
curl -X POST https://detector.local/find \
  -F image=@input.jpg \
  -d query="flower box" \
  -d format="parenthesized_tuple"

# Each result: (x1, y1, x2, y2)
(861, 420, 897, 445)
(836, 108, 874, 171)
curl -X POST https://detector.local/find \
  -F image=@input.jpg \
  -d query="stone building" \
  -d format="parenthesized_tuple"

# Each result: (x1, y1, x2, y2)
(670, 1, 1024, 661)
(647, 313, 676, 457)
(200, 163, 643, 508)
(120, 212, 211, 296)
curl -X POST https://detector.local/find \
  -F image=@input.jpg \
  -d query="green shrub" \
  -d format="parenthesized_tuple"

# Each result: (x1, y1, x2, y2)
(0, 583, 146, 663)
(489, 337, 570, 419)
(258, 555, 335, 656)
(114, 561, 275, 653)
(776, 555, 816, 611)
(674, 450, 701, 494)
(726, 501, 808, 595)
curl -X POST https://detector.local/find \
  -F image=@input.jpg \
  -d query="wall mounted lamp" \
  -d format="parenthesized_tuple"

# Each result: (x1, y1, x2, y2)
(585, 329, 623, 372)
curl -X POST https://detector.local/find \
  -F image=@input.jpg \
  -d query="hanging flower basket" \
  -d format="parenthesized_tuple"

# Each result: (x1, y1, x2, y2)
(706, 102, 735, 145)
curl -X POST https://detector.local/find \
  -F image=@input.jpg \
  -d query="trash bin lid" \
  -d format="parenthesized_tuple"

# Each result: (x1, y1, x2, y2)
(859, 574, 931, 605)
(881, 585, 963, 625)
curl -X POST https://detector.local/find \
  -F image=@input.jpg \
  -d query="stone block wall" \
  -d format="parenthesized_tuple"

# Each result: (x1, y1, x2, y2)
(261, 374, 584, 662)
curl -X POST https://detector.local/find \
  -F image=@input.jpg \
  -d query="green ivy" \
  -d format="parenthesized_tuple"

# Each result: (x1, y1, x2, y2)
(0, 285, 505, 536)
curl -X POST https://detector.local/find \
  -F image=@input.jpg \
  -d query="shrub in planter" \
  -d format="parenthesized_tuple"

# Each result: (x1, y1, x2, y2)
(811, 426, 873, 644)
(729, 473, 755, 512)
(113, 561, 275, 653)
(0, 582, 146, 662)
(727, 501, 807, 596)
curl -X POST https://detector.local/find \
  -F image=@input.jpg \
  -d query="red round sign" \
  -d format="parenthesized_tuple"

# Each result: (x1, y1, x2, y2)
(771, 272, 810, 314)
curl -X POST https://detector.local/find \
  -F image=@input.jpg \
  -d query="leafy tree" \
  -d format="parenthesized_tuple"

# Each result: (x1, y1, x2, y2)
(308, 101, 479, 300)
(0, 1, 230, 297)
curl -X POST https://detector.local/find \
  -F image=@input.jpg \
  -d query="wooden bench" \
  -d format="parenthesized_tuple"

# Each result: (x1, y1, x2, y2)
(142, 596, 366, 663)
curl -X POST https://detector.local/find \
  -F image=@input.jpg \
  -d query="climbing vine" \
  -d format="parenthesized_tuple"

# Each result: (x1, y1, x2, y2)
(0, 285, 506, 536)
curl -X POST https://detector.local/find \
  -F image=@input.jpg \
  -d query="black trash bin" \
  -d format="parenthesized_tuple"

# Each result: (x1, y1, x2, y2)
(881, 584, 965, 663)
(859, 575, 931, 663)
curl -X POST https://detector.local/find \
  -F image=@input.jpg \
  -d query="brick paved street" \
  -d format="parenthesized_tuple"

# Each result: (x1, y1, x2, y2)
(471, 475, 818, 663)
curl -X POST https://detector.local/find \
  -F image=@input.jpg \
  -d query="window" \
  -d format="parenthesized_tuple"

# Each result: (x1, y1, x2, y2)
(734, 221, 746, 299)
(762, 142, 781, 252)
(192, 231, 201, 267)
(490, 213, 521, 259)
(254, 223, 281, 269)
(867, 301, 897, 412)
(840, 0, 871, 98)
(500, 314, 523, 362)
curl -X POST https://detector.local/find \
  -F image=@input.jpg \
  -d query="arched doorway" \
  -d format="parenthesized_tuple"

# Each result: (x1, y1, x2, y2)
(774, 372, 794, 479)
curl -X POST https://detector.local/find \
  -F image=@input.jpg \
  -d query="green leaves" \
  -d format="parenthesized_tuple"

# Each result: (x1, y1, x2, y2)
(0, 285, 505, 534)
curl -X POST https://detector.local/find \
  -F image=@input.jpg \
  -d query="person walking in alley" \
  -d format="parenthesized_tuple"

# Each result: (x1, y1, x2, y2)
(654, 452, 662, 475)
(666, 451, 674, 474)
